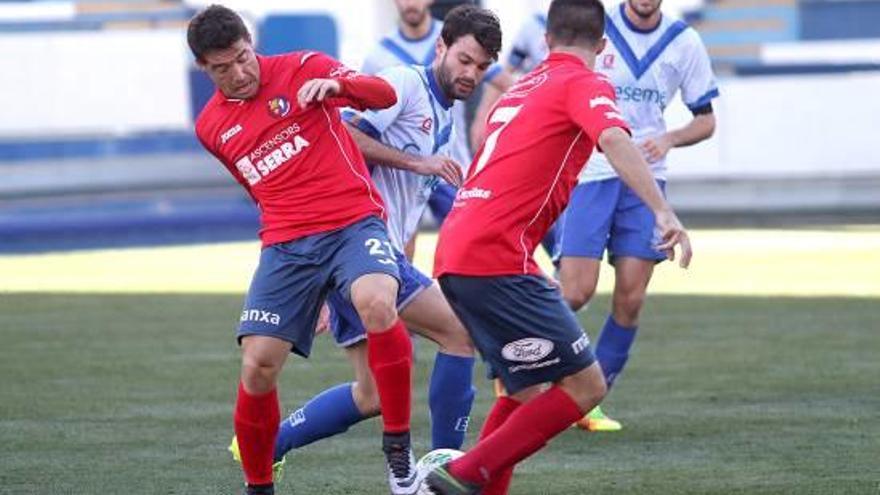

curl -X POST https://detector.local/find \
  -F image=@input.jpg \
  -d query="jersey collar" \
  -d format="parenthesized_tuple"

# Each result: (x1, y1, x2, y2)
(546, 51, 587, 68)
(398, 18, 438, 42)
(426, 66, 453, 110)
(606, 11, 688, 80)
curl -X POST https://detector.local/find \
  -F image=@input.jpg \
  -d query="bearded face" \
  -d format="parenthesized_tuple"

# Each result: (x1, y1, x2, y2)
(627, 0, 663, 19)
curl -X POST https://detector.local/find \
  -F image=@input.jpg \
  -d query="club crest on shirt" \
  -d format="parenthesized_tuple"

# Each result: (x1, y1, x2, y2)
(505, 70, 548, 98)
(267, 96, 291, 118)
(420, 117, 433, 134)
(602, 53, 615, 69)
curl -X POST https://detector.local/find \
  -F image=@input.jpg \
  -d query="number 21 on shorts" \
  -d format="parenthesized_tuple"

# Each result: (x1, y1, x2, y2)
(365, 238, 397, 265)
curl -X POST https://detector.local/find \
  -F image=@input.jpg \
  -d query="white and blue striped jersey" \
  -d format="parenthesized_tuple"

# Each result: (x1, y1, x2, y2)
(361, 19, 503, 172)
(504, 5, 719, 182)
(344, 65, 455, 250)
(581, 3, 719, 182)
(362, 20, 442, 76)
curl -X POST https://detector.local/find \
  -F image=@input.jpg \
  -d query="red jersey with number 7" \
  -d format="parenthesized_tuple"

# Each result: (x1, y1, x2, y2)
(434, 52, 630, 277)
(195, 51, 397, 246)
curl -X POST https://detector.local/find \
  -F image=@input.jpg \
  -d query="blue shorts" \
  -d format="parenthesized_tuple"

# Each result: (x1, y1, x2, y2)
(438, 274, 596, 394)
(428, 181, 457, 226)
(559, 178, 667, 263)
(238, 216, 400, 357)
(326, 251, 433, 347)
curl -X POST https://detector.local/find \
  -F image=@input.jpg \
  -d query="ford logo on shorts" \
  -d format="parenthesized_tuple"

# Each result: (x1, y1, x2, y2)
(501, 338, 555, 363)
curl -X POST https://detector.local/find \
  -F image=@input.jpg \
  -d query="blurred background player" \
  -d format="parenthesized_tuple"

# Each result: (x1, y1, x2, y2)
(362, 0, 512, 260)
(246, 7, 503, 494)
(556, 0, 718, 431)
(505, 8, 550, 75)
(422, 0, 693, 493)
(188, 6, 414, 494)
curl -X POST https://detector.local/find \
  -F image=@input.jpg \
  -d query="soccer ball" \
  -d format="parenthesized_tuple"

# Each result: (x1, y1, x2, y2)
(415, 448, 465, 482)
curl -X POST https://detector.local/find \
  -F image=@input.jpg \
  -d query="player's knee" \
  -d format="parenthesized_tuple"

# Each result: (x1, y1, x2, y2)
(559, 364, 607, 412)
(355, 291, 398, 330)
(571, 378, 607, 413)
(613, 290, 646, 326)
(559, 259, 599, 311)
(352, 275, 399, 330)
(562, 283, 596, 311)
(579, 375, 608, 411)
(240, 355, 283, 394)
(435, 318, 475, 356)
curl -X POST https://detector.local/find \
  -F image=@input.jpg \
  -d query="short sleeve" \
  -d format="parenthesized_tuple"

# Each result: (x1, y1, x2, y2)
(678, 29, 720, 112)
(566, 75, 630, 144)
(342, 66, 416, 137)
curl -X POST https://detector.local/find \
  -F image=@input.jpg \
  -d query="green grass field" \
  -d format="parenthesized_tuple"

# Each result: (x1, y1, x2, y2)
(1, 228, 879, 494)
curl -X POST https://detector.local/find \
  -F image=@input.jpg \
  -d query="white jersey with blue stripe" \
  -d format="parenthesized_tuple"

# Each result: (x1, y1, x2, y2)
(362, 19, 503, 173)
(345, 65, 455, 251)
(580, 3, 719, 182)
(362, 20, 441, 75)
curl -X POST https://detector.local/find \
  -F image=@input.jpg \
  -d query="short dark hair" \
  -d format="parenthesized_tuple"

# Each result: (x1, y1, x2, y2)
(441, 5, 503, 60)
(187, 4, 251, 62)
(547, 0, 606, 48)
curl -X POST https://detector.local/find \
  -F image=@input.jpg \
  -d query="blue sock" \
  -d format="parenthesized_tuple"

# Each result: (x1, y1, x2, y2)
(274, 383, 366, 462)
(428, 352, 476, 449)
(594, 315, 638, 389)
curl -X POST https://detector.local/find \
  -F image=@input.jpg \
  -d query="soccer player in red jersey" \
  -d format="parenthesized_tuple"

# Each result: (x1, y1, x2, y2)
(420, 1, 693, 494)
(187, 6, 414, 494)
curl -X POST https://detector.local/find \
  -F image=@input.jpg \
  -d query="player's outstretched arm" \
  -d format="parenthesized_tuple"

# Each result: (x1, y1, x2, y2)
(598, 127, 693, 268)
(297, 74, 397, 111)
(344, 123, 463, 186)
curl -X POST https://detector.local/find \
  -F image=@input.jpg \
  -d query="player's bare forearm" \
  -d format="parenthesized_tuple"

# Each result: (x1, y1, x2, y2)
(666, 112, 715, 148)
(640, 112, 715, 162)
(345, 123, 463, 185)
(598, 127, 671, 215)
(345, 123, 420, 171)
(600, 127, 693, 268)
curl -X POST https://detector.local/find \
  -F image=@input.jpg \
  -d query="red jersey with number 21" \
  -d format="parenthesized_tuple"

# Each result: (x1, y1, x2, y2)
(434, 52, 630, 277)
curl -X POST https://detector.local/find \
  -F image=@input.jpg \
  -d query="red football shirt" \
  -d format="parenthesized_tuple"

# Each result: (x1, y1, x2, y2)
(434, 52, 629, 277)
(196, 51, 397, 246)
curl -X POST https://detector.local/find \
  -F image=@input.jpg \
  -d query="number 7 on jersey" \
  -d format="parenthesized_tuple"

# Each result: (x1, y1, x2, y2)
(472, 105, 523, 176)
